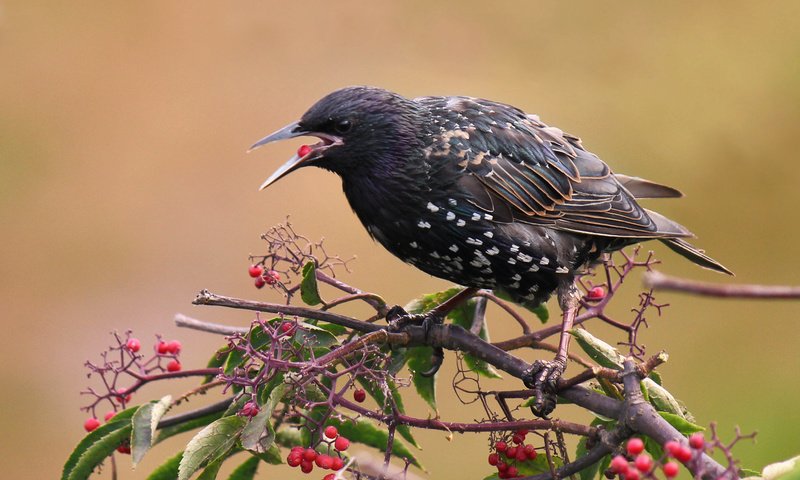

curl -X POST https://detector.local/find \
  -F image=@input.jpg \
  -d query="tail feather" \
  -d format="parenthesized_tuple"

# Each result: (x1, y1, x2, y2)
(660, 238, 733, 275)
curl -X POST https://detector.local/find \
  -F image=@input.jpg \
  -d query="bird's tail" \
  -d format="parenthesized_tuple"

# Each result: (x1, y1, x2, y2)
(659, 238, 733, 275)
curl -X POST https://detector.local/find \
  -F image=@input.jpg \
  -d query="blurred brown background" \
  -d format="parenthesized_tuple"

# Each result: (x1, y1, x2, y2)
(2, 1, 799, 478)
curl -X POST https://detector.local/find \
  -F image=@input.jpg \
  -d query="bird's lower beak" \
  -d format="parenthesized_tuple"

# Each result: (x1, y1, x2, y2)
(249, 121, 342, 190)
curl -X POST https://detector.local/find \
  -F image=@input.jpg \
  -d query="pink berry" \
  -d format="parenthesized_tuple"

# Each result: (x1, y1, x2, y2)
(515, 447, 527, 461)
(506, 446, 517, 459)
(507, 466, 519, 477)
(166, 359, 181, 372)
(241, 401, 259, 417)
(84, 417, 101, 432)
(300, 459, 313, 473)
(610, 455, 629, 474)
(324, 474, 336, 480)
(523, 444, 537, 460)
(264, 270, 281, 285)
(287, 453, 301, 467)
(353, 388, 366, 403)
(297, 144, 312, 157)
(156, 341, 170, 354)
(689, 432, 705, 450)
(302, 448, 317, 462)
(663, 461, 680, 478)
(331, 456, 344, 470)
(334, 436, 350, 452)
(104, 411, 116, 421)
(116, 444, 131, 454)
(634, 454, 653, 472)
(324, 425, 338, 439)
(625, 469, 640, 480)
(254, 276, 267, 289)
(665, 440, 682, 457)
(675, 445, 693, 462)
(488, 453, 499, 465)
(248, 264, 264, 278)
(280, 322, 294, 334)
(166, 340, 182, 354)
(586, 286, 606, 301)
(495, 441, 507, 452)
(316, 454, 333, 469)
(626, 437, 645, 456)
(126, 338, 141, 352)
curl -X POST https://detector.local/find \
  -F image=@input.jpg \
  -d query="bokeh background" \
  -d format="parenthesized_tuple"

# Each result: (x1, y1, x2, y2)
(2, 1, 799, 478)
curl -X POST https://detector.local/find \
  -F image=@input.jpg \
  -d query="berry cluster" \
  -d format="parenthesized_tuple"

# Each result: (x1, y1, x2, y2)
(608, 435, 706, 479)
(286, 425, 349, 477)
(156, 339, 183, 372)
(487, 430, 539, 479)
(249, 264, 281, 289)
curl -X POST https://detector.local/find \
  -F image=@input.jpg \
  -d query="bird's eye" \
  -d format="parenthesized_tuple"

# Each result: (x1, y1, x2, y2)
(334, 119, 352, 134)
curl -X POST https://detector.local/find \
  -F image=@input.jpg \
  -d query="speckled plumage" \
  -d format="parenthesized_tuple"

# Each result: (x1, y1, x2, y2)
(253, 86, 731, 308)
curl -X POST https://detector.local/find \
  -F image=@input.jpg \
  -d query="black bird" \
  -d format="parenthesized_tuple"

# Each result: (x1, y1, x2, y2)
(250, 86, 731, 416)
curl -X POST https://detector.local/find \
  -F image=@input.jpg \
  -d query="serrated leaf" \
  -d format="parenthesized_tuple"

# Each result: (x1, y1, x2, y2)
(325, 418, 423, 469)
(132, 395, 172, 466)
(62, 407, 137, 480)
(300, 262, 323, 305)
(252, 444, 283, 465)
(227, 456, 260, 480)
(146, 451, 183, 480)
(155, 410, 226, 445)
(658, 412, 704, 434)
(570, 329, 624, 369)
(196, 455, 226, 480)
(178, 416, 247, 480)
(407, 345, 437, 411)
(449, 298, 501, 379)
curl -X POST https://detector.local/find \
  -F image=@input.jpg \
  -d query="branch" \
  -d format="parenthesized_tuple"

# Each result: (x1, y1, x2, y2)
(644, 271, 800, 299)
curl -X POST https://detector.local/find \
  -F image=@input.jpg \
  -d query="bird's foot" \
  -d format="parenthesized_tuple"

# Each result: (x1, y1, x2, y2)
(386, 305, 445, 377)
(523, 359, 566, 418)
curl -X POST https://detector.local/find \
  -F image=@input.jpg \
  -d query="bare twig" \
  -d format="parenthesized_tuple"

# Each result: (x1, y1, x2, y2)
(644, 271, 800, 299)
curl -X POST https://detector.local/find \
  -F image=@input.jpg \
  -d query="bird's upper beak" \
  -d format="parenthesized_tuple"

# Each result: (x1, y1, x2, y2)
(249, 121, 343, 190)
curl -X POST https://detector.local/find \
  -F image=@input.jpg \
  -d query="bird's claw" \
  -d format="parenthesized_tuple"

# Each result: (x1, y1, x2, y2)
(386, 305, 445, 376)
(524, 359, 566, 418)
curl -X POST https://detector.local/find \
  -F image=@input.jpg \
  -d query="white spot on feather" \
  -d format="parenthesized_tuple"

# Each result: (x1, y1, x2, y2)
(426, 202, 439, 213)
(446, 212, 456, 221)
(417, 220, 431, 229)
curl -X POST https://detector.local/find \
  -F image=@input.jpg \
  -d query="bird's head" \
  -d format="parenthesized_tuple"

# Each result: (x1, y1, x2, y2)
(250, 86, 422, 190)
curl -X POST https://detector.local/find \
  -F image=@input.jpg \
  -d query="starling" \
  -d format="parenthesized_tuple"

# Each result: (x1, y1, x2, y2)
(250, 86, 731, 416)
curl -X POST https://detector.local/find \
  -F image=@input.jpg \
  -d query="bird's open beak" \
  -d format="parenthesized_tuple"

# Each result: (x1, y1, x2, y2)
(249, 121, 342, 190)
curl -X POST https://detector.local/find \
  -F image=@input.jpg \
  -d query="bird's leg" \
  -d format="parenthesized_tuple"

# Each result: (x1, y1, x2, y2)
(524, 281, 580, 418)
(386, 287, 479, 377)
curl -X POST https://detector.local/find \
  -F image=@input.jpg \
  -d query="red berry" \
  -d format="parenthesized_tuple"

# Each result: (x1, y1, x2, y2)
(104, 411, 116, 422)
(626, 437, 645, 456)
(316, 454, 333, 469)
(495, 441, 508, 452)
(248, 264, 264, 278)
(84, 417, 101, 432)
(126, 338, 141, 352)
(166, 340, 182, 354)
(303, 448, 317, 462)
(506, 446, 517, 459)
(254, 276, 267, 289)
(634, 454, 652, 472)
(116, 444, 131, 454)
(241, 401, 259, 417)
(515, 447, 527, 462)
(353, 388, 366, 403)
(331, 456, 344, 470)
(297, 144, 312, 157)
(324, 474, 336, 480)
(156, 341, 170, 354)
(523, 444, 537, 460)
(689, 432, 705, 450)
(498, 472, 509, 479)
(334, 436, 350, 452)
(516, 429, 529, 436)
(664, 440, 682, 457)
(675, 445, 693, 463)
(166, 359, 182, 372)
(324, 425, 339, 439)
(488, 453, 499, 466)
(287, 453, 302, 467)
(507, 466, 519, 477)
(512, 433, 524, 444)
(663, 461, 680, 478)
(264, 270, 281, 285)
(497, 461, 508, 472)
(300, 459, 313, 473)
(610, 455, 629, 474)
(281, 322, 294, 334)
(586, 286, 606, 301)
(624, 469, 640, 480)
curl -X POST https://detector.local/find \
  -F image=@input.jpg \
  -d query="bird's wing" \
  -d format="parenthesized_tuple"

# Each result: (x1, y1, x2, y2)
(422, 96, 690, 238)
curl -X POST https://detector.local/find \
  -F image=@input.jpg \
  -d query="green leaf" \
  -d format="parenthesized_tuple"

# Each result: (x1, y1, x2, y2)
(658, 412, 705, 434)
(325, 417, 423, 470)
(132, 395, 172, 466)
(155, 409, 225, 445)
(406, 345, 437, 411)
(569, 329, 624, 369)
(241, 383, 286, 453)
(575, 418, 609, 480)
(178, 416, 247, 480)
(597, 453, 612, 480)
(356, 376, 420, 449)
(252, 444, 283, 465)
(204, 347, 228, 384)
(196, 455, 226, 480)
(146, 451, 183, 480)
(62, 407, 137, 480)
(644, 378, 685, 418)
(275, 428, 303, 449)
(227, 456, 260, 480)
(404, 287, 462, 314)
(293, 321, 337, 348)
(448, 298, 501, 379)
(761, 455, 800, 480)
(300, 262, 323, 305)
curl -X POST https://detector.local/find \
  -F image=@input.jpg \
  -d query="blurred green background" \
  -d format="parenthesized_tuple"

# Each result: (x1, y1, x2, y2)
(2, 1, 799, 478)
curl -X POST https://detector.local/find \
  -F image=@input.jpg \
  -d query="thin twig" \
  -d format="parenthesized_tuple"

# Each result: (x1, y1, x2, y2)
(644, 271, 800, 299)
